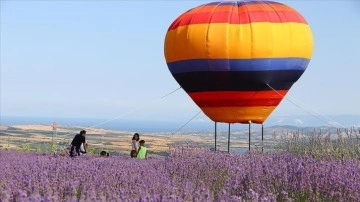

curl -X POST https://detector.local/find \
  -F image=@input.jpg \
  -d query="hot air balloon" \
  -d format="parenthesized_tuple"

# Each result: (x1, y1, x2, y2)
(164, 0, 313, 124)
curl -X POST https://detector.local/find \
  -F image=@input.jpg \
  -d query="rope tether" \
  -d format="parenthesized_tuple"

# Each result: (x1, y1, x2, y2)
(266, 83, 345, 128)
(54, 87, 184, 151)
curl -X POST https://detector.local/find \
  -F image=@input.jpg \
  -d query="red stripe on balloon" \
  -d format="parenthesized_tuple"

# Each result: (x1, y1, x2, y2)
(195, 98, 283, 107)
(169, 10, 306, 30)
(189, 91, 287, 99)
(189, 90, 288, 107)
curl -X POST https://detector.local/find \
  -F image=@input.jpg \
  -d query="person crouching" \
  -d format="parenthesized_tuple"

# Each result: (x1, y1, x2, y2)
(70, 130, 87, 157)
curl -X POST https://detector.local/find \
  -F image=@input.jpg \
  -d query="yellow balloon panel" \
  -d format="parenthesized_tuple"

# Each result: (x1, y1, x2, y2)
(165, 22, 313, 62)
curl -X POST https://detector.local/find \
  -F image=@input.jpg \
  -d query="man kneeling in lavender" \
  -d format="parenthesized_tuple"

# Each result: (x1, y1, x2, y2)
(70, 130, 87, 157)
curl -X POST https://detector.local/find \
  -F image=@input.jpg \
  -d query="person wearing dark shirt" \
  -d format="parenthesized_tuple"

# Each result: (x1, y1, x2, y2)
(70, 130, 87, 157)
(100, 150, 109, 157)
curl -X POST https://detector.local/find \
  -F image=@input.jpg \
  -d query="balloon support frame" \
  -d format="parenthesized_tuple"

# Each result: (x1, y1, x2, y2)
(214, 122, 264, 153)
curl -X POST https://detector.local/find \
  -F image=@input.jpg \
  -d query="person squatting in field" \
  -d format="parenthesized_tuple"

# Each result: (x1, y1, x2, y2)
(69, 130, 88, 157)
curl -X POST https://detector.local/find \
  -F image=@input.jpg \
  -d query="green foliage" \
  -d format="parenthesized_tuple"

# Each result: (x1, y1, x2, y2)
(49, 140, 57, 153)
(76, 184, 83, 200)
(86, 147, 96, 155)
(21, 144, 31, 152)
(273, 128, 360, 160)
(35, 145, 42, 152)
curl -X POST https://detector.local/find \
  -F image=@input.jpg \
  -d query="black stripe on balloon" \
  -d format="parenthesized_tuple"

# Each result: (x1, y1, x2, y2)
(172, 70, 304, 92)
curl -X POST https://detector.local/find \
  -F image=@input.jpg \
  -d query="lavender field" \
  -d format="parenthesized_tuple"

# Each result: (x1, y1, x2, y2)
(1, 145, 360, 202)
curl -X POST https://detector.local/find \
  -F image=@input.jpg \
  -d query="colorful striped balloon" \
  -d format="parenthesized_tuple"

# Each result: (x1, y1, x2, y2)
(164, 0, 313, 124)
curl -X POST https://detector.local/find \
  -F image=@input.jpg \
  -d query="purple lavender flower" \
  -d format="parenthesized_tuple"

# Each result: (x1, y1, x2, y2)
(1, 146, 360, 201)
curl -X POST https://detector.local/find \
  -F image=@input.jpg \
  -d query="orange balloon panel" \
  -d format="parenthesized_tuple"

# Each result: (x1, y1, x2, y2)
(201, 106, 277, 124)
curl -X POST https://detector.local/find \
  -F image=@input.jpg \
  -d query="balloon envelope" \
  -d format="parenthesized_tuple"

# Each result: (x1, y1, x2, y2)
(164, 0, 313, 124)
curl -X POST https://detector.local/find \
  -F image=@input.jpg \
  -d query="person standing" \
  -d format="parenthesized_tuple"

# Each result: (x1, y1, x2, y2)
(130, 133, 140, 158)
(70, 130, 87, 157)
(137, 140, 147, 159)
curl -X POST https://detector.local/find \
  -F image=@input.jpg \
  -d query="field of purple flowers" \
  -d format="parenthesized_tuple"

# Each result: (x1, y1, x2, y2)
(1, 146, 360, 201)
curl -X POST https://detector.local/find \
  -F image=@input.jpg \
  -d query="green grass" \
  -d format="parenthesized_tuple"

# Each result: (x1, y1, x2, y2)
(272, 128, 360, 159)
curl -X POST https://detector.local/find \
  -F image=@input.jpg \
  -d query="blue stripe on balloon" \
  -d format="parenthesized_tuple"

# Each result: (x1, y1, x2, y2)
(167, 58, 310, 74)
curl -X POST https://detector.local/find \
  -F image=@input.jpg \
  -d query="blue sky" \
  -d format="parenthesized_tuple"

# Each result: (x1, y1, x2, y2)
(1, 0, 360, 126)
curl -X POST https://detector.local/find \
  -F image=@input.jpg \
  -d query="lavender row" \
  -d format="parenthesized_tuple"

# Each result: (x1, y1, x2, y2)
(1, 146, 359, 201)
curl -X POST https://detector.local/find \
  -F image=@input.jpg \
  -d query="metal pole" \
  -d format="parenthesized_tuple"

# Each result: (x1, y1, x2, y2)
(228, 123, 231, 153)
(261, 124, 264, 152)
(215, 122, 217, 152)
(248, 121, 251, 151)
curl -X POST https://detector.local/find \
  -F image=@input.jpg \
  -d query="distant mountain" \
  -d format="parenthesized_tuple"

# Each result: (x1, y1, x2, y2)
(265, 114, 360, 128)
